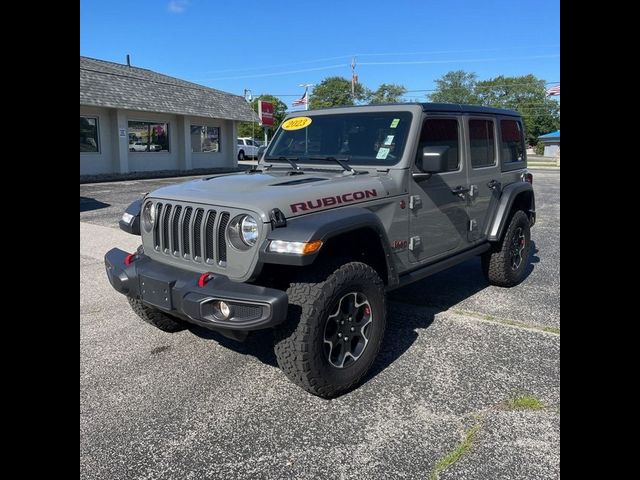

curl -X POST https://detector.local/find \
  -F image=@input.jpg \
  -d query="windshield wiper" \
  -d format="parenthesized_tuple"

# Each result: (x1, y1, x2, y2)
(306, 156, 356, 174)
(265, 156, 303, 174)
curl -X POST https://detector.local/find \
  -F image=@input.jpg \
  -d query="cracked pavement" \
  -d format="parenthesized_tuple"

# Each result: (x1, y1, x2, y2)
(80, 169, 559, 479)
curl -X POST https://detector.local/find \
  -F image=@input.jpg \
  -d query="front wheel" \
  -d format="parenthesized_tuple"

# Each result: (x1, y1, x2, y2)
(274, 262, 386, 398)
(481, 209, 532, 287)
(237, 150, 245, 161)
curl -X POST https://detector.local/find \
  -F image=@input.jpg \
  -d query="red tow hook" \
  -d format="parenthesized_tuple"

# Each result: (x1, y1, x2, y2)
(198, 272, 214, 288)
(124, 253, 137, 266)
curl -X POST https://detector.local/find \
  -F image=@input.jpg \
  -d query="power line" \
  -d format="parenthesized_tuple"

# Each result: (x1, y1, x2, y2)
(197, 54, 559, 82)
(192, 45, 559, 76)
(255, 82, 560, 100)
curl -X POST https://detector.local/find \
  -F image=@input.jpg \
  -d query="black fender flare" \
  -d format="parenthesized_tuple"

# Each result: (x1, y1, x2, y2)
(487, 182, 535, 241)
(258, 207, 398, 286)
(119, 197, 144, 235)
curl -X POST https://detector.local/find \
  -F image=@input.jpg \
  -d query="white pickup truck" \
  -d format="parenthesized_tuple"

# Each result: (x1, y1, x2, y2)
(236, 137, 260, 160)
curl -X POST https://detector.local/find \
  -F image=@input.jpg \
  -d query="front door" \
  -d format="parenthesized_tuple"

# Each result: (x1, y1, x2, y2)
(408, 116, 470, 264)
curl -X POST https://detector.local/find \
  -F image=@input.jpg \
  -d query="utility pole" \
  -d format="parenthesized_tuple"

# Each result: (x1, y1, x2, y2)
(351, 57, 357, 98)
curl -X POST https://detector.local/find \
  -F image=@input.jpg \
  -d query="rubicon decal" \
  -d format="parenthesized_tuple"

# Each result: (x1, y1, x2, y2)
(290, 189, 378, 213)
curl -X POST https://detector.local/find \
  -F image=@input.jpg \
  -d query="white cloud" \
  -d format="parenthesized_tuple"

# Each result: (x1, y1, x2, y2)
(168, 0, 189, 13)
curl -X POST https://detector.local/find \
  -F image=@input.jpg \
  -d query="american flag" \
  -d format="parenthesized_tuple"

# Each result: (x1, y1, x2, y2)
(546, 85, 560, 96)
(292, 91, 307, 106)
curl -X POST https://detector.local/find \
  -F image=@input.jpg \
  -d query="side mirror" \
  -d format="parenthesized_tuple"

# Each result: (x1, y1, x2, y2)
(413, 146, 450, 180)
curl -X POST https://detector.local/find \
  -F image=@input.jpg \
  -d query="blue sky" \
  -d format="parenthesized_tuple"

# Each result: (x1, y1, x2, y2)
(80, 0, 560, 109)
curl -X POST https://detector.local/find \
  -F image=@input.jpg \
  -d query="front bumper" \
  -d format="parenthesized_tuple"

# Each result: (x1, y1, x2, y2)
(104, 248, 288, 333)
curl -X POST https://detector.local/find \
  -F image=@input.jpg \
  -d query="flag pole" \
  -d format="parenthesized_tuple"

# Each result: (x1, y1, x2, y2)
(298, 83, 313, 111)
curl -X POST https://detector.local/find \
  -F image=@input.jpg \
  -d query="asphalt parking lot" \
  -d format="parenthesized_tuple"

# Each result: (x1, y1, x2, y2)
(80, 169, 559, 479)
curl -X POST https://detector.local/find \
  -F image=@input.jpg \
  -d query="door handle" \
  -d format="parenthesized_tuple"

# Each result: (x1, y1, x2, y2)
(451, 185, 470, 195)
(487, 179, 501, 191)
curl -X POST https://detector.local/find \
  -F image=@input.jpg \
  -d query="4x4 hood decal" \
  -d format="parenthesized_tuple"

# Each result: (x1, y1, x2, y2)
(147, 170, 395, 222)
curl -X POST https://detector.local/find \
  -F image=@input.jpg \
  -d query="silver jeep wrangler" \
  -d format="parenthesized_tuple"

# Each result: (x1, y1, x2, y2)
(106, 103, 535, 397)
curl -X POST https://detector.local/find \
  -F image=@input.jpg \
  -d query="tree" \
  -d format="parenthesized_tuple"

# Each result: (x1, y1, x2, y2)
(237, 94, 288, 140)
(429, 71, 560, 146)
(429, 70, 479, 104)
(369, 83, 407, 104)
(475, 74, 559, 145)
(309, 76, 369, 109)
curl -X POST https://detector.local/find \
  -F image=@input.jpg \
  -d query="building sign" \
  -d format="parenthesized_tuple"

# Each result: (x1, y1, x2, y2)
(258, 101, 274, 127)
(119, 128, 126, 137)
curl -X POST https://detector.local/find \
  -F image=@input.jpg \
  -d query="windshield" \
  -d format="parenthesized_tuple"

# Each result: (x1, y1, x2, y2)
(265, 111, 413, 166)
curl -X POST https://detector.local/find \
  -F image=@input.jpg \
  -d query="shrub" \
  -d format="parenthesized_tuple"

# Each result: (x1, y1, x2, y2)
(535, 141, 545, 155)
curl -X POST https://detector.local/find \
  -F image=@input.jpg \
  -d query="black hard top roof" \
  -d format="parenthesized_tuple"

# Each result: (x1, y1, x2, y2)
(419, 102, 520, 116)
(305, 102, 520, 117)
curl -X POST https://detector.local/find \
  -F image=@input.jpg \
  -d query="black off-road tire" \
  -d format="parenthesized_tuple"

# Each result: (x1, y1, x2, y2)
(127, 297, 187, 332)
(274, 261, 386, 398)
(481, 209, 531, 287)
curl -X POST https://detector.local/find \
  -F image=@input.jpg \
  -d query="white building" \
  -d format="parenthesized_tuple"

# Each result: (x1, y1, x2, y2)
(80, 56, 257, 176)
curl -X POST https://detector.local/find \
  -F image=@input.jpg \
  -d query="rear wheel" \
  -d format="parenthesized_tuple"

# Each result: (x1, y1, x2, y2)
(127, 297, 187, 332)
(274, 261, 386, 398)
(238, 150, 245, 161)
(481, 209, 531, 287)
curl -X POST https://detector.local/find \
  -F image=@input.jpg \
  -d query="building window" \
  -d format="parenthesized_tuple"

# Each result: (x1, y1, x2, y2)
(417, 118, 460, 171)
(80, 116, 99, 153)
(128, 121, 169, 152)
(469, 119, 496, 168)
(191, 125, 221, 153)
(500, 120, 525, 163)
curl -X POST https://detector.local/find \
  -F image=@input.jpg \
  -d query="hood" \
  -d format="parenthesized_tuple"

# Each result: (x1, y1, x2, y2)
(148, 168, 397, 222)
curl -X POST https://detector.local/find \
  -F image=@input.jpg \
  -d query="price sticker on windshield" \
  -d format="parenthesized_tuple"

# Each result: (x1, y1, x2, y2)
(282, 117, 313, 131)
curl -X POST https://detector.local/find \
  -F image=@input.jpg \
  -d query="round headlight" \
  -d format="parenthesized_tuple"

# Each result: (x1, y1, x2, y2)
(227, 215, 259, 251)
(142, 201, 153, 232)
(240, 216, 259, 246)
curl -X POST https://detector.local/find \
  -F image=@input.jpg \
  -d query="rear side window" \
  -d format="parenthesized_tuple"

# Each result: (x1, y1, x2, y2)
(500, 120, 525, 163)
(417, 118, 460, 171)
(469, 119, 496, 168)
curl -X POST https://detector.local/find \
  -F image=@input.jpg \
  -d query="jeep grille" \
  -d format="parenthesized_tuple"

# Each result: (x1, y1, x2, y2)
(152, 202, 230, 267)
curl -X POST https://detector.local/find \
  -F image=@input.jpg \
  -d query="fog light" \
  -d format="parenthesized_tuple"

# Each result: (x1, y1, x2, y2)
(213, 301, 231, 320)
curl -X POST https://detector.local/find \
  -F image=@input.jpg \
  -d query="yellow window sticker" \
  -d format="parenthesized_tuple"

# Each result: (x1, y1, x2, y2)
(282, 116, 313, 131)
(390, 118, 400, 128)
(376, 147, 390, 160)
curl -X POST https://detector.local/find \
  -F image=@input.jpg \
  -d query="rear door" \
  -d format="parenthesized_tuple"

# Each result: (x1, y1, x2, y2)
(408, 115, 470, 264)
(464, 116, 501, 243)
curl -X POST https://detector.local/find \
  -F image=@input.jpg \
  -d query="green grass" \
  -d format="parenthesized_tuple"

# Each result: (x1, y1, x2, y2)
(430, 420, 482, 480)
(504, 395, 545, 411)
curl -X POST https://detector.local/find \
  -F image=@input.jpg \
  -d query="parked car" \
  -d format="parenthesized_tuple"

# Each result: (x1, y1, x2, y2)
(236, 137, 260, 160)
(107, 103, 535, 398)
(129, 142, 161, 152)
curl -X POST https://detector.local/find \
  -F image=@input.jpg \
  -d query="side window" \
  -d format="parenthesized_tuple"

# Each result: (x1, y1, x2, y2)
(417, 118, 459, 171)
(500, 119, 525, 163)
(469, 119, 496, 168)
